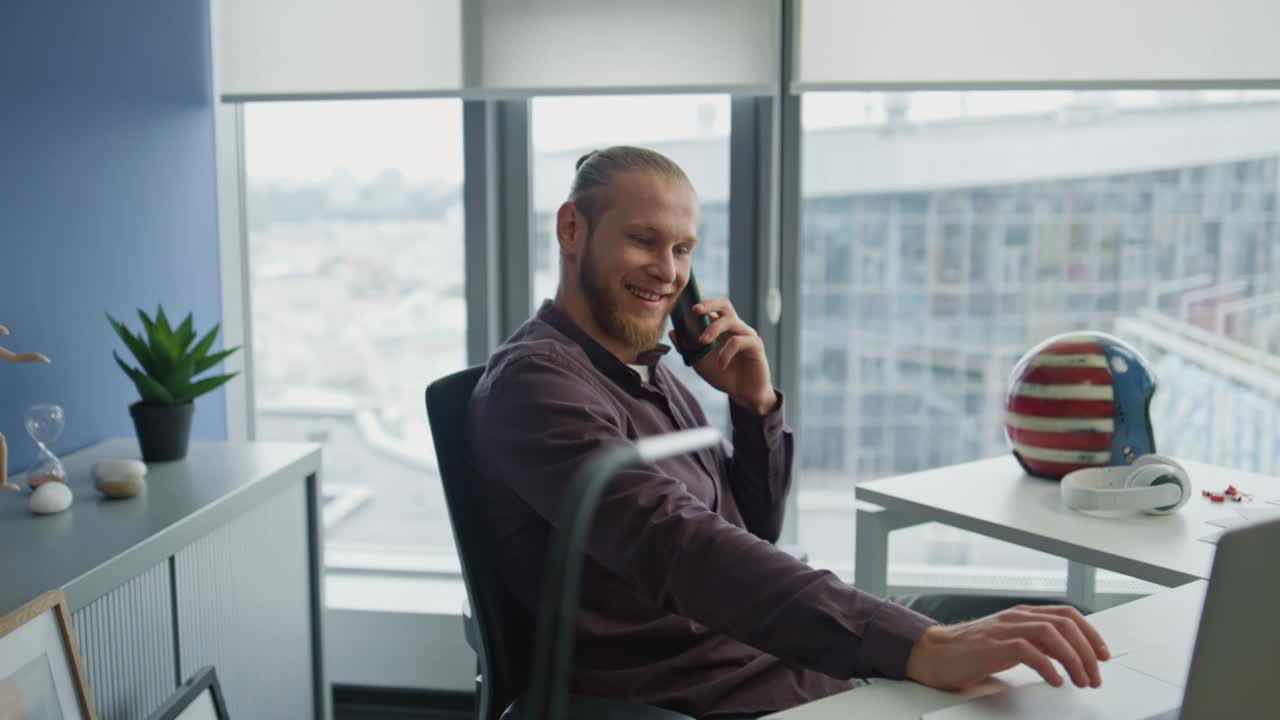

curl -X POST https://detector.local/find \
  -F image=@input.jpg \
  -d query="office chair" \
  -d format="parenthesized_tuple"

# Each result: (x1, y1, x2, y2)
(426, 366, 693, 720)
(522, 427, 724, 720)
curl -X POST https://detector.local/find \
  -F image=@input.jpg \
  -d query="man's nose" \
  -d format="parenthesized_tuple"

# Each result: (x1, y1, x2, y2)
(649, 249, 678, 285)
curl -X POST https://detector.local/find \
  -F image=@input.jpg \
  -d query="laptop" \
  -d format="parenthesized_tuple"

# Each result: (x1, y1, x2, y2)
(1173, 514, 1278, 718)
(924, 516, 1280, 720)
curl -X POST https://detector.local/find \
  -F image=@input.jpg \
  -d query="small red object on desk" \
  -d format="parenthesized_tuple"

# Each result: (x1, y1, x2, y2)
(1204, 485, 1250, 503)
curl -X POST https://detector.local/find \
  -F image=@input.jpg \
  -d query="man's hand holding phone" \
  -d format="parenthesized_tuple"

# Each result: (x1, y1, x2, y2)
(669, 296, 777, 416)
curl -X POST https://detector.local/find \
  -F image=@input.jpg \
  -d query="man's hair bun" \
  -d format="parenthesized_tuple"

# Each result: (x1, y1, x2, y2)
(575, 150, 599, 172)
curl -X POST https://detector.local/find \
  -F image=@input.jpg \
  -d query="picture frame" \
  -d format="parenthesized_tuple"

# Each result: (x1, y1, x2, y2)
(145, 667, 228, 720)
(0, 589, 95, 720)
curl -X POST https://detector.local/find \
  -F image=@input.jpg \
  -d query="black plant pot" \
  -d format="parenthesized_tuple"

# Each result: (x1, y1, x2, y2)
(129, 402, 195, 462)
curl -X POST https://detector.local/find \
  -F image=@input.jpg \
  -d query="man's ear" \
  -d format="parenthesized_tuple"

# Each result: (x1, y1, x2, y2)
(556, 202, 586, 259)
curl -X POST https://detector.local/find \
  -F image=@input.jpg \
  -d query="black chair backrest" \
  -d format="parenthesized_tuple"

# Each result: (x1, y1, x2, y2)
(426, 366, 531, 720)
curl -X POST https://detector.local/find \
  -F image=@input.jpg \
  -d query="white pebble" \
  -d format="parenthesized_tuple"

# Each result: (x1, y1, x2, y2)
(93, 459, 147, 482)
(93, 459, 147, 498)
(30, 481, 73, 514)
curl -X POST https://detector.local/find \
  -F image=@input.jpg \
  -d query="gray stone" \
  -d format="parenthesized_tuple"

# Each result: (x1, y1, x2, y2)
(96, 475, 146, 498)
(93, 459, 147, 498)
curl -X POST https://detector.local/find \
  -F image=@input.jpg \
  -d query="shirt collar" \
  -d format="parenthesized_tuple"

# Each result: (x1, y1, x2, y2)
(537, 300, 671, 389)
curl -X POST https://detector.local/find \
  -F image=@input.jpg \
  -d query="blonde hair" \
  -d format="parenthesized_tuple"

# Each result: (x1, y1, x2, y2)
(568, 145, 693, 234)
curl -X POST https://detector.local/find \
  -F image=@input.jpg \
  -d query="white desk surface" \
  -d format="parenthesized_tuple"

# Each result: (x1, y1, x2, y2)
(855, 456, 1280, 585)
(768, 580, 1208, 720)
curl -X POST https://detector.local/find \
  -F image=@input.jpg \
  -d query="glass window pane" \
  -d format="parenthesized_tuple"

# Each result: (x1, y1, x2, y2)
(244, 99, 465, 567)
(799, 90, 1280, 582)
(531, 95, 732, 429)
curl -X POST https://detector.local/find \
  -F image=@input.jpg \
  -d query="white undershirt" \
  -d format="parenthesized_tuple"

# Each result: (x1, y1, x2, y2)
(628, 364, 651, 383)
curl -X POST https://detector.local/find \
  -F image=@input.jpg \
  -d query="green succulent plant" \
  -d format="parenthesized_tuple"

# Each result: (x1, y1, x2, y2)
(107, 306, 240, 406)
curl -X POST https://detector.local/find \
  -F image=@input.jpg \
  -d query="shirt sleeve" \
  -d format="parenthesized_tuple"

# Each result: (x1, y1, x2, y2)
(723, 391, 792, 544)
(469, 352, 936, 680)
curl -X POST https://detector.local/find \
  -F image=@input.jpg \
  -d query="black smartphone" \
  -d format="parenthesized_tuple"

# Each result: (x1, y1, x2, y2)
(669, 269, 715, 366)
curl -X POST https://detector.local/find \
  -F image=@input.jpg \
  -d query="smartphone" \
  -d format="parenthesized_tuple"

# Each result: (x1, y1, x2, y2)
(669, 269, 715, 366)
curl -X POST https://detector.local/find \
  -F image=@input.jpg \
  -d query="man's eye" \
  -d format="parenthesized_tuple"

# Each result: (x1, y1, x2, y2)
(675, 247, 692, 256)
(631, 235, 653, 245)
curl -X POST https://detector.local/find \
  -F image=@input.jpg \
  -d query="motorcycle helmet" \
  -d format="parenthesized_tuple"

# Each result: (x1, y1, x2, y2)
(1005, 331, 1157, 479)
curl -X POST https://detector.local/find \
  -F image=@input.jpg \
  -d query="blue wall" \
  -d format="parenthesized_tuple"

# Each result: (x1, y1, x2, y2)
(0, 1, 227, 473)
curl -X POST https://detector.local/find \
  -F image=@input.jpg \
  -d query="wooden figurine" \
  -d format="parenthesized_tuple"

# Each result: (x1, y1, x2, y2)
(1, 324, 50, 491)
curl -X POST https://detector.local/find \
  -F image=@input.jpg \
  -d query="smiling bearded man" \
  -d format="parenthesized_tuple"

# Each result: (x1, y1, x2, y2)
(465, 146, 1110, 719)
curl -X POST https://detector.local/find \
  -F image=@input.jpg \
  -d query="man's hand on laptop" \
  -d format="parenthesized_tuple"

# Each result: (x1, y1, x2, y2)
(674, 297, 778, 415)
(905, 604, 1111, 691)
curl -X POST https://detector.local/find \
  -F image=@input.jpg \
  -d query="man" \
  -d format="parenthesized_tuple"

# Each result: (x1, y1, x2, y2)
(468, 146, 1109, 719)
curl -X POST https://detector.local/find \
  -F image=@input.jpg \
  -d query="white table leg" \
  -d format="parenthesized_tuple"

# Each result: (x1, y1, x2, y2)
(855, 502, 926, 598)
(1067, 560, 1098, 611)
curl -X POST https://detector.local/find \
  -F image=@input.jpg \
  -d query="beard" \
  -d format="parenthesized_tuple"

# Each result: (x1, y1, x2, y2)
(579, 236, 669, 352)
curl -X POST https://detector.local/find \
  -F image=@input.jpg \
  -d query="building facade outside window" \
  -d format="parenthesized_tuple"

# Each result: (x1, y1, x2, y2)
(796, 90, 1280, 586)
(239, 91, 1280, 591)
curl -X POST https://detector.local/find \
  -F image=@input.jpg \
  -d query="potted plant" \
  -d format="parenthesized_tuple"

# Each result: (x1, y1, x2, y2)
(107, 307, 239, 462)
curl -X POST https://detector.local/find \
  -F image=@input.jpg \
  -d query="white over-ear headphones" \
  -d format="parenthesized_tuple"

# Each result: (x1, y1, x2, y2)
(1060, 454, 1191, 516)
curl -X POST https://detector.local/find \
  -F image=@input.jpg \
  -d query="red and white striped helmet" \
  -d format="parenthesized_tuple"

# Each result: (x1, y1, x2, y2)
(1004, 332, 1158, 480)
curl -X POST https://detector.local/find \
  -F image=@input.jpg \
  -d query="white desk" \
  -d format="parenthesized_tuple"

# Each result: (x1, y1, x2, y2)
(853, 456, 1278, 607)
(767, 580, 1208, 719)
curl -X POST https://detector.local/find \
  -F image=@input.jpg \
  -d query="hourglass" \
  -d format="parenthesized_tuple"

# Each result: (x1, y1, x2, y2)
(24, 403, 66, 488)
(0, 323, 51, 490)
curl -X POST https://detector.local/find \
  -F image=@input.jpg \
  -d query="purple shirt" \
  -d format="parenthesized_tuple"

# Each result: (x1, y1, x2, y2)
(467, 302, 934, 718)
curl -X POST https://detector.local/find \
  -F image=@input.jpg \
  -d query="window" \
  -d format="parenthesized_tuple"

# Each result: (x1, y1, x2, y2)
(243, 100, 465, 568)
(798, 90, 1280, 586)
(530, 95, 732, 429)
